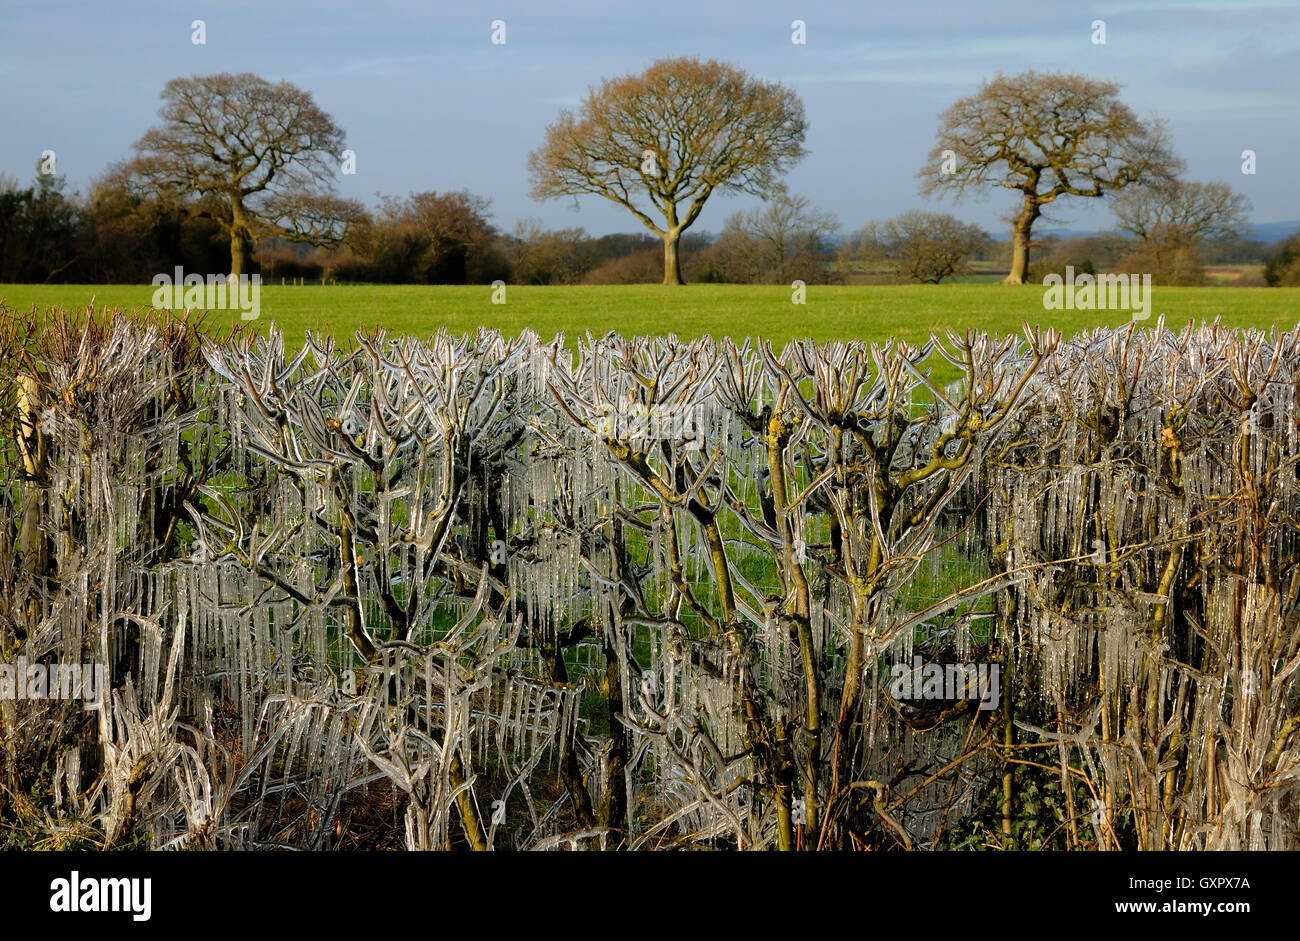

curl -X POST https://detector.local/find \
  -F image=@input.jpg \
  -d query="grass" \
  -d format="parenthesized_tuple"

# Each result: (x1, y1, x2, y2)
(3, 283, 1298, 352)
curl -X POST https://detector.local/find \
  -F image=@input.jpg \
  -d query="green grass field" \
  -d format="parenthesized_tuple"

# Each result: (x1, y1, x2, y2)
(2, 283, 1297, 350)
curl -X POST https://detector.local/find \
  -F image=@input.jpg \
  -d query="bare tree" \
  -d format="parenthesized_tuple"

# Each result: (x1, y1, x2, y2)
(855, 210, 989, 284)
(711, 192, 839, 284)
(1112, 179, 1251, 247)
(130, 73, 366, 276)
(528, 58, 807, 285)
(1110, 179, 1252, 283)
(920, 71, 1179, 284)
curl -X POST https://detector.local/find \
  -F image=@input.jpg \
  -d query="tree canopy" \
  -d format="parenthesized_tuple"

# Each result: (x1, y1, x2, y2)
(1111, 179, 1251, 248)
(130, 73, 365, 275)
(529, 57, 807, 284)
(920, 71, 1179, 283)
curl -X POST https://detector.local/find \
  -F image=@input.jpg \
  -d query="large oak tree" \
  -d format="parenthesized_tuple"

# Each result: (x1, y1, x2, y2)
(130, 73, 365, 276)
(920, 71, 1179, 284)
(529, 57, 807, 285)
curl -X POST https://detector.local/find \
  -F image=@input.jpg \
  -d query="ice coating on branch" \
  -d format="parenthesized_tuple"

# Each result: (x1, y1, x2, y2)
(3, 317, 1297, 850)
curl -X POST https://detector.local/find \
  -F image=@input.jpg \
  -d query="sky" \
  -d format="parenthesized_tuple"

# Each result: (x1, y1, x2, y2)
(2, 0, 1297, 240)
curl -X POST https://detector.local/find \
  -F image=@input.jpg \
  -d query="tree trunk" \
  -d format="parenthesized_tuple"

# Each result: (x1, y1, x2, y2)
(596, 638, 628, 830)
(1003, 196, 1041, 285)
(229, 199, 253, 277)
(662, 230, 684, 285)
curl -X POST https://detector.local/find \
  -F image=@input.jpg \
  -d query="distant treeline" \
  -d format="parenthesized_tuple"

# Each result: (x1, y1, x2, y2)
(1, 167, 1297, 287)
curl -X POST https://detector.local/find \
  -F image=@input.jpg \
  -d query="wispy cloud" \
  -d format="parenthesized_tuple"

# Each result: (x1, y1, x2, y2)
(0, 0, 1294, 235)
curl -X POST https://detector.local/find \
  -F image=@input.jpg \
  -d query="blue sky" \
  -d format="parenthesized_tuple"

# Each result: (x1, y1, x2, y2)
(2, 0, 1296, 239)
